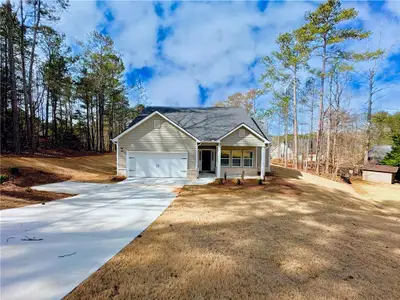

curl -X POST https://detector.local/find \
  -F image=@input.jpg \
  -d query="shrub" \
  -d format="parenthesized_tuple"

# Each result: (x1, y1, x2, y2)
(218, 178, 224, 185)
(9, 167, 20, 176)
(224, 172, 227, 180)
(241, 170, 245, 180)
(0, 174, 9, 184)
(258, 178, 263, 185)
(112, 175, 126, 182)
(232, 178, 241, 185)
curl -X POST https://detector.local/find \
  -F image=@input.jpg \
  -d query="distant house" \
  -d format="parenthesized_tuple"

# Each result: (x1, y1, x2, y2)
(271, 139, 317, 162)
(270, 142, 293, 159)
(362, 164, 399, 184)
(368, 145, 392, 164)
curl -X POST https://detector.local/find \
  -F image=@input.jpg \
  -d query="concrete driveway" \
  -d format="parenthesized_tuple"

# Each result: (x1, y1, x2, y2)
(0, 177, 213, 300)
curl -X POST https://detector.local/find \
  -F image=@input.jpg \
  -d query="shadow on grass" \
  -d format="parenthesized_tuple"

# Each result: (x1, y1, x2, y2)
(65, 173, 400, 300)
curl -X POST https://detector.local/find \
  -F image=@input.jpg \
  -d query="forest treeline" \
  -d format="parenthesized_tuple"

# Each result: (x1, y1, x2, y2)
(216, 0, 399, 174)
(0, 0, 144, 154)
(1, 0, 398, 173)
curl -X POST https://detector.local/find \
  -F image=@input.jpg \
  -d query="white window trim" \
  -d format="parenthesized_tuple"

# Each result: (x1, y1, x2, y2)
(239, 129, 245, 138)
(221, 150, 230, 167)
(231, 150, 242, 168)
(243, 150, 254, 168)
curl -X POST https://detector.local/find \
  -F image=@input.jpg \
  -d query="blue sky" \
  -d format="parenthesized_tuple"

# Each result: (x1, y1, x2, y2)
(56, 0, 400, 116)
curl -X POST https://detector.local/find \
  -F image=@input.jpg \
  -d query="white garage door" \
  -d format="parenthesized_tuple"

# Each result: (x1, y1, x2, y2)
(127, 152, 188, 178)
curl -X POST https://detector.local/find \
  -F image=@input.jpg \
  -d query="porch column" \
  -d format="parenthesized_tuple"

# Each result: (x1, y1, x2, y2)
(216, 143, 221, 178)
(260, 146, 266, 179)
(195, 142, 199, 177)
(266, 144, 271, 172)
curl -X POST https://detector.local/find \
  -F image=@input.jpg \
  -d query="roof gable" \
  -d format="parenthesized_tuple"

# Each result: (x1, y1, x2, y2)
(112, 111, 200, 142)
(217, 123, 268, 143)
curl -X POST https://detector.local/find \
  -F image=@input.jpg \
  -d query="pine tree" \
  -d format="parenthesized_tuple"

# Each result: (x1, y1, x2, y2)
(298, 0, 370, 174)
(274, 31, 309, 169)
(381, 134, 400, 167)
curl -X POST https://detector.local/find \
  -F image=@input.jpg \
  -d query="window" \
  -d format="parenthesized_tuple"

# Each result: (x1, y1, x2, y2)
(239, 129, 245, 138)
(154, 119, 161, 129)
(243, 150, 254, 167)
(231, 150, 242, 167)
(221, 150, 230, 166)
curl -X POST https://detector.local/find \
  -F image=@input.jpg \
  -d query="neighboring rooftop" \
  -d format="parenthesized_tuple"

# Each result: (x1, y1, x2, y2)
(128, 106, 269, 141)
(368, 145, 392, 162)
(362, 164, 399, 174)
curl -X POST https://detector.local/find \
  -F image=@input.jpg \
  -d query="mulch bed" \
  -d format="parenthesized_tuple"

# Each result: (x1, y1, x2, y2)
(0, 167, 74, 210)
(1, 167, 70, 187)
(208, 177, 303, 195)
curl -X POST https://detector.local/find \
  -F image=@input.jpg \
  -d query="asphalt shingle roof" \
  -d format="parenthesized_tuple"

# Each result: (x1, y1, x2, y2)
(128, 106, 269, 142)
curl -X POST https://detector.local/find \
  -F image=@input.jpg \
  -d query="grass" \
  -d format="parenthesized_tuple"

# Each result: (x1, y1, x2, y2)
(65, 166, 400, 300)
(1, 153, 116, 183)
(1, 153, 116, 209)
(0, 187, 72, 210)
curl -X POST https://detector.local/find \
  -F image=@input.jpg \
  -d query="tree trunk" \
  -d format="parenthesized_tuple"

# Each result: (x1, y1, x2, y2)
(99, 93, 105, 153)
(51, 93, 57, 148)
(284, 114, 288, 168)
(6, 1, 20, 154)
(108, 101, 114, 152)
(19, 0, 32, 148)
(277, 118, 281, 162)
(86, 97, 91, 151)
(90, 98, 95, 151)
(364, 71, 373, 164)
(1, 32, 9, 151)
(95, 95, 99, 152)
(293, 68, 298, 169)
(316, 38, 327, 175)
(27, 0, 41, 151)
(45, 87, 49, 138)
(325, 74, 333, 173)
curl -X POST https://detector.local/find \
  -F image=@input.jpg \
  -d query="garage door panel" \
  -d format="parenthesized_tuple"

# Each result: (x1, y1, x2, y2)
(127, 152, 187, 178)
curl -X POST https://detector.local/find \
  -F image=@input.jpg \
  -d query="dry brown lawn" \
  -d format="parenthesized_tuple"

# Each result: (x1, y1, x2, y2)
(352, 178, 400, 202)
(0, 185, 72, 210)
(65, 166, 400, 300)
(1, 153, 116, 209)
(1, 153, 116, 183)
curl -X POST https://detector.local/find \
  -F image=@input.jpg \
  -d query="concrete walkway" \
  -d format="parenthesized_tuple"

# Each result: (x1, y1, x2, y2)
(0, 177, 213, 300)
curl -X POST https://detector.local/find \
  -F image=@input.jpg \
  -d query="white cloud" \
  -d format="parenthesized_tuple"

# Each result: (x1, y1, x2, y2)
(146, 73, 199, 107)
(386, 0, 400, 17)
(107, 1, 160, 68)
(55, 0, 399, 115)
(55, 0, 104, 44)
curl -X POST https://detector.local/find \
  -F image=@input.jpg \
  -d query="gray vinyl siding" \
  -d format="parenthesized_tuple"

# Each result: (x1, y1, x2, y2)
(118, 114, 197, 175)
(220, 127, 265, 147)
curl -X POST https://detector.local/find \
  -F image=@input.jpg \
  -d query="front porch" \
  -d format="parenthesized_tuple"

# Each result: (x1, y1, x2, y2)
(196, 143, 271, 179)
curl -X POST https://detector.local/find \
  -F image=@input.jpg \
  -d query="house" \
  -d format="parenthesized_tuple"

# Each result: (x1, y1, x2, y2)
(112, 107, 271, 179)
(362, 164, 399, 184)
(270, 142, 293, 159)
(368, 145, 392, 164)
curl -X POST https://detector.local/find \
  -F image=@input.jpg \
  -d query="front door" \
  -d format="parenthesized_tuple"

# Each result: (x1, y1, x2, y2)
(202, 150, 211, 171)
